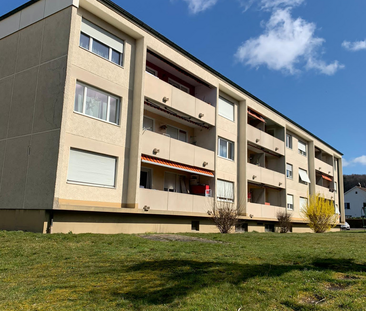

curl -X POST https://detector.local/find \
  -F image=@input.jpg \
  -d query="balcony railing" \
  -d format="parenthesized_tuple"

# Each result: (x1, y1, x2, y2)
(247, 124, 284, 155)
(144, 73, 215, 126)
(247, 163, 286, 189)
(140, 188, 212, 214)
(246, 202, 284, 219)
(315, 185, 335, 200)
(141, 130, 214, 171)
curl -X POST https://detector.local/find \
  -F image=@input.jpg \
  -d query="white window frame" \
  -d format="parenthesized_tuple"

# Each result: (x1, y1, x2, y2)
(217, 179, 234, 202)
(286, 134, 292, 149)
(298, 141, 307, 156)
(287, 194, 294, 210)
(74, 82, 121, 125)
(168, 78, 190, 93)
(80, 19, 124, 66)
(218, 137, 234, 161)
(334, 181, 337, 193)
(300, 197, 308, 212)
(298, 168, 311, 185)
(218, 96, 234, 121)
(286, 163, 293, 179)
(142, 116, 154, 131)
(67, 149, 117, 188)
(146, 66, 158, 77)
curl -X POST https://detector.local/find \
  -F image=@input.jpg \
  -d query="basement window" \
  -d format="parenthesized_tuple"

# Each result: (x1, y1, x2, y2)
(191, 221, 200, 231)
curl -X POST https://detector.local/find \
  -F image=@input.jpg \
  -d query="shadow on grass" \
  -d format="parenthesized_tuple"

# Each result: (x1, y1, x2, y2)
(115, 258, 366, 306)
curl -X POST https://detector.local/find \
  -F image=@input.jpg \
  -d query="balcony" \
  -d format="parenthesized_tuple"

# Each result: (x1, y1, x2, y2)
(247, 124, 284, 155)
(247, 163, 286, 189)
(246, 202, 283, 219)
(315, 158, 333, 177)
(141, 130, 214, 171)
(144, 72, 215, 126)
(315, 185, 335, 201)
(140, 188, 213, 214)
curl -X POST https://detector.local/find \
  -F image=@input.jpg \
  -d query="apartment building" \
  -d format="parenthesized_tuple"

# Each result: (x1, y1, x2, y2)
(0, 0, 345, 234)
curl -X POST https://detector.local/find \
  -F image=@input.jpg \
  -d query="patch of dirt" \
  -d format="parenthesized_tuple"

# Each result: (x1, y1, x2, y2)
(140, 234, 222, 243)
(299, 294, 326, 305)
(325, 283, 348, 291)
(338, 274, 360, 280)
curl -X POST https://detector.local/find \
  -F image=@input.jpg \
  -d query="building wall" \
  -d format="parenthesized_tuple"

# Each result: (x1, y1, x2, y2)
(344, 187, 366, 218)
(0, 8, 72, 212)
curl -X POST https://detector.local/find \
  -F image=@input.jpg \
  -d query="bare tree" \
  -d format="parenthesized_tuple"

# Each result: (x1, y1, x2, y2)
(276, 210, 292, 233)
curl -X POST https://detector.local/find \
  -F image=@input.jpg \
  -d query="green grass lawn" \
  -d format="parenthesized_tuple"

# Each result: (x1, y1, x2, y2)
(0, 231, 365, 311)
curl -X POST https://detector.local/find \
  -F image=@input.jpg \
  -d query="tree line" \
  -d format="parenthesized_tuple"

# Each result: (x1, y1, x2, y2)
(343, 174, 366, 192)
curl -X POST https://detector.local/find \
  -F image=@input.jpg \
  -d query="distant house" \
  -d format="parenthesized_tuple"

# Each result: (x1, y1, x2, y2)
(344, 186, 366, 218)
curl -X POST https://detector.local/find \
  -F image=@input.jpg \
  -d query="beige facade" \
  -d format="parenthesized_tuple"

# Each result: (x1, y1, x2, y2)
(0, 0, 344, 234)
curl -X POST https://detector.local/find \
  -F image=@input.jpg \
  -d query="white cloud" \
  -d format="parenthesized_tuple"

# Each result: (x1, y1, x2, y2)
(343, 156, 366, 167)
(306, 58, 345, 76)
(182, 0, 218, 14)
(240, 0, 304, 12)
(342, 40, 366, 52)
(235, 8, 343, 75)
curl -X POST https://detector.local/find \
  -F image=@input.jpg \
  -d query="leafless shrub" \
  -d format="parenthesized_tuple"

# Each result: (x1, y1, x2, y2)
(277, 210, 292, 233)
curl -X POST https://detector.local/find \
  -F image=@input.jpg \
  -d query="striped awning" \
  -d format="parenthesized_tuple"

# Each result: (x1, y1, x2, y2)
(141, 155, 214, 177)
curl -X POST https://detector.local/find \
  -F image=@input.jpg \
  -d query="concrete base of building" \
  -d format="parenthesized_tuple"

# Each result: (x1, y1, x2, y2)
(0, 209, 340, 234)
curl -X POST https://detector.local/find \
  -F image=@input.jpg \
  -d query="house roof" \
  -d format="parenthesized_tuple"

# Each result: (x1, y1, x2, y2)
(344, 186, 366, 196)
(0, 0, 343, 156)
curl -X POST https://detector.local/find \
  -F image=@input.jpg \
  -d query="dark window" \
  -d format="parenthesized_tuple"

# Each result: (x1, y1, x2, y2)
(265, 224, 275, 232)
(191, 221, 200, 231)
(345, 203, 350, 210)
(235, 223, 248, 232)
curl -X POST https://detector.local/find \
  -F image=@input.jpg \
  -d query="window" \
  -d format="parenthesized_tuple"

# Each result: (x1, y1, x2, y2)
(168, 78, 189, 93)
(164, 172, 187, 193)
(334, 181, 337, 193)
(166, 125, 187, 142)
(146, 66, 158, 76)
(140, 167, 152, 189)
(345, 203, 350, 209)
(300, 197, 308, 212)
(218, 137, 234, 160)
(191, 221, 200, 231)
(334, 158, 337, 171)
(286, 134, 292, 149)
(74, 82, 120, 124)
(287, 194, 294, 210)
(298, 141, 307, 156)
(265, 224, 275, 232)
(218, 96, 234, 121)
(143, 116, 154, 131)
(286, 163, 293, 179)
(217, 180, 234, 202)
(299, 168, 311, 185)
(67, 149, 116, 188)
(335, 204, 340, 214)
(80, 19, 124, 66)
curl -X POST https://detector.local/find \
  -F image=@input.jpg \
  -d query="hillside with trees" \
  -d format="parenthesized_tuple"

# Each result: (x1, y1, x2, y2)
(343, 174, 366, 192)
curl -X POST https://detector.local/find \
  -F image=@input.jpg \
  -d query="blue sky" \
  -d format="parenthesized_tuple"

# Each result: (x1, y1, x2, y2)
(2, 0, 366, 174)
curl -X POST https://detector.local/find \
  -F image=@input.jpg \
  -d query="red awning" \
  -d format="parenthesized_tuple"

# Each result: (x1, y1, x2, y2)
(322, 174, 333, 181)
(141, 155, 214, 177)
(248, 110, 265, 123)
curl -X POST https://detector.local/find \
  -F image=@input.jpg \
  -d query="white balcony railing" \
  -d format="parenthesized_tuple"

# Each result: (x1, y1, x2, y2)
(247, 125, 285, 155)
(247, 163, 286, 189)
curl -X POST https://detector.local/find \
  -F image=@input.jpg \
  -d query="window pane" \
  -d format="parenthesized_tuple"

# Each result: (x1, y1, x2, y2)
(167, 126, 178, 139)
(218, 97, 234, 121)
(228, 142, 234, 160)
(178, 130, 187, 142)
(74, 83, 84, 113)
(143, 117, 153, 131)
(79, 33, 90, 49)
(219, 139, 227, 158)
(111, 49, 121, 65)
(85, 88, 108, 120)
(92, 39, 109, 59)
(109, 97, 118, 124)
